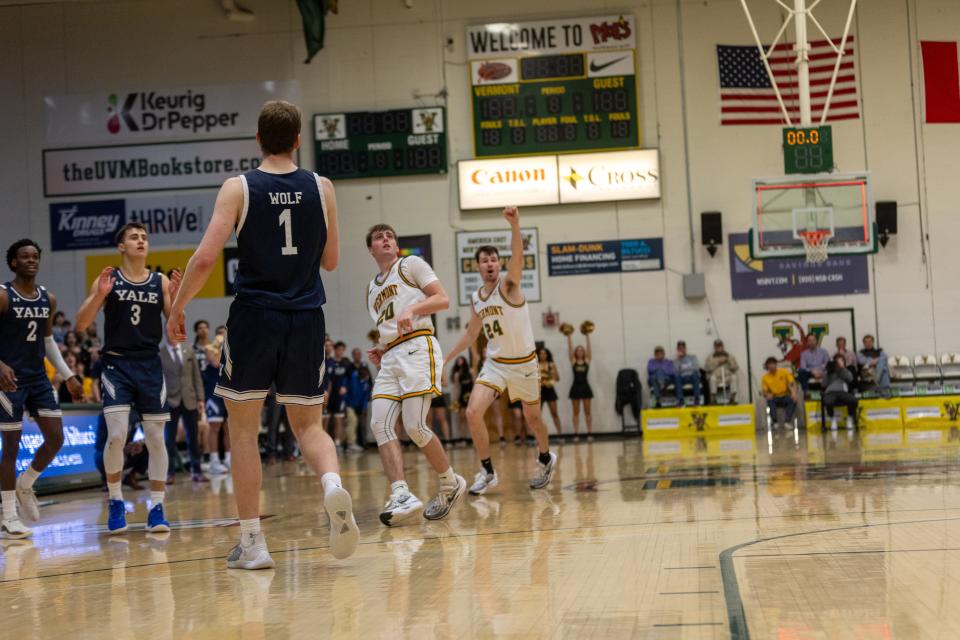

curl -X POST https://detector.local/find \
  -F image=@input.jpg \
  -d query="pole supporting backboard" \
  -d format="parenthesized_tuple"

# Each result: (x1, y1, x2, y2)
(738, 0, 859, 126)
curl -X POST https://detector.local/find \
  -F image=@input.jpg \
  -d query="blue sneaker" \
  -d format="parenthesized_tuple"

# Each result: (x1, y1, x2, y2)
(107, 499, 128, 534)
(146, 504, 170, 533)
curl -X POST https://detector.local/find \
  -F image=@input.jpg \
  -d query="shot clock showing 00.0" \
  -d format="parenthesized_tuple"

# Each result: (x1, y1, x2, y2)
(782, 125, 834, 174)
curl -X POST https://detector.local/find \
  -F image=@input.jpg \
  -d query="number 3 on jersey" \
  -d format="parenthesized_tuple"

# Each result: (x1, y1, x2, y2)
(130, 304, 141, 326)
(377, 301, 394, 327)
(483, 320, 504, 340)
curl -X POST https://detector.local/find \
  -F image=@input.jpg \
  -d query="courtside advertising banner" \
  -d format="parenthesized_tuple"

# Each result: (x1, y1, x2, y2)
(456, 228, 540, 305)
(49, 193, 216, 251)
(44, 81, 299, 145)
(43, 138, 262, 196)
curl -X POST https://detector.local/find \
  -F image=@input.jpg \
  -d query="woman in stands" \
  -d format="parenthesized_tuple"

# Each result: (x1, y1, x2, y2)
(538, 346, 562, 435)
(566, 331, 594, 442)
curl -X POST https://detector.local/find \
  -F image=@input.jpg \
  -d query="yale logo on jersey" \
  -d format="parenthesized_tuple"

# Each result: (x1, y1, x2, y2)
(116, 289, 159, 304)
(12, 306, 50, 319)
(373, 284, 398, 314)
(269, 192, 303, 205)
(478, 305, 503, 319)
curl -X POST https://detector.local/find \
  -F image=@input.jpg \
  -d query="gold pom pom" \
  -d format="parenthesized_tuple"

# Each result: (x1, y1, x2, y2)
(559, 322, 575, 336)
(580, 320, 595, 335)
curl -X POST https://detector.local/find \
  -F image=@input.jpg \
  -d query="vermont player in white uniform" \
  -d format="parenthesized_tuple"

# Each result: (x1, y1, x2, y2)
(446, 207, 557, 494)
(366, 224, 466, 525)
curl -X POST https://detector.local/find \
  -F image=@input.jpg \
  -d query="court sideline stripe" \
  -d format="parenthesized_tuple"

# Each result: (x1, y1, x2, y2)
(719, 516, 960, 640)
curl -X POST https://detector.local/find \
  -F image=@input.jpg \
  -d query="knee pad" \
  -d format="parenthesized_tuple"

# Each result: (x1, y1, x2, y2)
(103, 409, 131, 474)
(143, 420, 169, 482)
(401, 396, 434, 448)
(370, 398, 400, 447)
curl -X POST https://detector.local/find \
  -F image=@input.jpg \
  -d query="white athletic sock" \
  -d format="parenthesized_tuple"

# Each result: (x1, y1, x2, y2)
(438, 467, 457, 489)
(150, 491, 165, 506)
(224, 452, 231, 466)
(321, 472, 342, 495)
(20, 466, 41, 489)
(240, 518, 261, 541)
(2, 491, 17, 519)
(211, 452, 221, 464)
(390, 480, 409, 495)
(108, 481, 123, 501)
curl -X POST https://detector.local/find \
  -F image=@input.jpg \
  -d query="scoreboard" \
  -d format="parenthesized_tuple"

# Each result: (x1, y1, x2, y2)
(313, 107, 447, 180)
(782, 125, 834, 174)
(468, 15, 639, 158)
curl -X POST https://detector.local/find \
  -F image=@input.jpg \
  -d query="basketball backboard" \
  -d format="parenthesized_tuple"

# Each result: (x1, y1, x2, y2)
(749, 172, 877, 260)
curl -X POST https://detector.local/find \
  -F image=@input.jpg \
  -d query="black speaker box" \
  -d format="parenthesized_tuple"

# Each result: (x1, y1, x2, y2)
(876, 201, 897, 235)
(701, 211, 723, 246)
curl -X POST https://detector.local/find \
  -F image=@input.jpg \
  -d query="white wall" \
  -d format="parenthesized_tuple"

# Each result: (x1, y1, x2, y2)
(1, 0, 958, 433)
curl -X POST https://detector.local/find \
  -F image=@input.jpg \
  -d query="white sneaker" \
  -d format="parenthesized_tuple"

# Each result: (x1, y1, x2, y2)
(226, 532, 275, 570)
(346, 444, 364, 454)
(830, 418, 838, 431)
(846, 416, 855, 430)
(324, 486, 359, 560)
(529, 452, 558, 490)
(16, 476, 40, 522)
(209, 461, 230, 475)
(1, 517, 33, 539)
(469, 470, 499, 495)
(424, 475, 467, 520)
(379, 492, 423, 527)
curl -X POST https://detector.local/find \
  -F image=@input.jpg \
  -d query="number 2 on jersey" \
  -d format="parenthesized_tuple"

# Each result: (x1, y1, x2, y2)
(26, 320, 37, 342)
(484, 320, 504, 340)
(279, 209, 299, 256)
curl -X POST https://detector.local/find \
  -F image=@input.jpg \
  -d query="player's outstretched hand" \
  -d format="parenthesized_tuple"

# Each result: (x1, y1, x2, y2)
(97, 266, 116, 298)
(503, 206, 519, 225)
(66, 375, 84, 402)
(367, 347, 384, 367)
(167, 311, 187, 345)
(0, 362, 17, 392)
(168, 268, 183, 301)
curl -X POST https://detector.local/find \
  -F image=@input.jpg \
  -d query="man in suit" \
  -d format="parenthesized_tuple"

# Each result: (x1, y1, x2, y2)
(161, 335, 207, 483)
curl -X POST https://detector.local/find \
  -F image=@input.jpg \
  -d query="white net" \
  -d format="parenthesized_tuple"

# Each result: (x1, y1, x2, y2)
(800, 231, 831, 263)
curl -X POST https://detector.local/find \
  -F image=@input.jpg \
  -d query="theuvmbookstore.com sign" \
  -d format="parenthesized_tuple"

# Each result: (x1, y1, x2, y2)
(458, 149, 660, 210)
(456, 228, 540, 306)
(45, 81, 299, 145)
(43, 137, 262, 197)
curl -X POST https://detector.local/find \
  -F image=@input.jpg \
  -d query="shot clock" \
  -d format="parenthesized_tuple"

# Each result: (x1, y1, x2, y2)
(313, 107, 447, 180)
(782, 125, 834, 174)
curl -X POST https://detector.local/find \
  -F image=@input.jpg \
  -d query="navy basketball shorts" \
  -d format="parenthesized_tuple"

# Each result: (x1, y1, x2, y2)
(205, 396, 228, 423)
(100, 353, 171, 422)
(215, 303, 326, 406)
(0, 376, 61, 431)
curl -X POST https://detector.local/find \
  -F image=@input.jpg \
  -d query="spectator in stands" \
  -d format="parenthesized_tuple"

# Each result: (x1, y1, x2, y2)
(674, 341, 701, 405)
(160, 334, 206, 483)
(51, 311, 70, 345)
(798, 334, 829, 392)
(834, 337, 857, 369)
(350, 347, 372, 379)
(344, 366, 370, 453)
(450, 355, 474, 441)
(55, 353, 84, 404)
(82, 322, 102, 353)
(647, 346, 674, 408)
(63, 330, 83, 361)
(857, 334, 891, 395)
(704, 339, 739, 404)
(823, 354, 858, 430)
(762, 357, 799, 426)
(87, 346, 102, 403)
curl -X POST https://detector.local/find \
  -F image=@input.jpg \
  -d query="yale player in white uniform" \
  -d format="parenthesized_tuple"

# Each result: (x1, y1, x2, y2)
(366, 224, 466, 525)
(445, 207, 557, 494)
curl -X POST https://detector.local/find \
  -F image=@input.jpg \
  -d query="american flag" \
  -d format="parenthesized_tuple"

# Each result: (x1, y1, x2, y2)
(717, 38, 859, 125)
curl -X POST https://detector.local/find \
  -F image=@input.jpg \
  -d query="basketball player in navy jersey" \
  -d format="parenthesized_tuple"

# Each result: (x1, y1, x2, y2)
(0, 239, 82, 538)
(76, 222, 180, 534)
(168, 100, 358, 570)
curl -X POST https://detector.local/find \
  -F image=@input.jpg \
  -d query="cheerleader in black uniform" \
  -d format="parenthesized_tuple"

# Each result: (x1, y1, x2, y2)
(567, 332, 594, 442)
(538, 346, 563, 435)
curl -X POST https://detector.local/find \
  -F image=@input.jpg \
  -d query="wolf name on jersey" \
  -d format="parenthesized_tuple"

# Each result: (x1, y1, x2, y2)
(367, 256, 438, 346)
(471, 279, 536, 363)
(234, 168, 328, 310)
(0, 283, 50, 380)
(103, 269, 163, 358)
